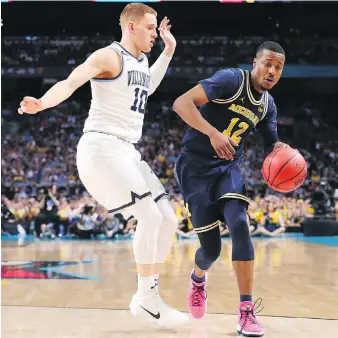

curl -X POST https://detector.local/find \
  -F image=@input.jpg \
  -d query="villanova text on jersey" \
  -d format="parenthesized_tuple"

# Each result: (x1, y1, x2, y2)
(181, 68, 278, 164)
(128, 70, 150, 89)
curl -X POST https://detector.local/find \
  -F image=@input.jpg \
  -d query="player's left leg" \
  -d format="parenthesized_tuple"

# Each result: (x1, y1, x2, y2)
(134, 159, 189, 327)
(152, 197, 190, 326)
(136, 159, 175, 280)
(221, 199, 264, 337)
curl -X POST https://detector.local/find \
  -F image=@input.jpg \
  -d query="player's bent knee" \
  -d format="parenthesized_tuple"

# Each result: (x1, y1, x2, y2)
(203, 242, 222, 262)
(229, 213, 250, 239)
(157, 199, 178, 230)
(162, 209, 178, 232)
(195, 245, 221, 270)
(164, 207, 178, 226)
(223, 201, 254, 261)
(230, 216, 254, 261)
(195, 226, 222, 269)
(129, 196, 163, 227)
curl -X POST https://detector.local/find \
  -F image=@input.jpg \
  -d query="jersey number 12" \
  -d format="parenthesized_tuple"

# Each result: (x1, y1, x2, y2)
(131, 88, 148, 114)
(223, 118, 249, 143)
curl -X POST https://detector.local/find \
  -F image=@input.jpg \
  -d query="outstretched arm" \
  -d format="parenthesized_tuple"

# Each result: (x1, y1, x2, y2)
(18, 48, 121, 114)
(149, 17, 176, 95)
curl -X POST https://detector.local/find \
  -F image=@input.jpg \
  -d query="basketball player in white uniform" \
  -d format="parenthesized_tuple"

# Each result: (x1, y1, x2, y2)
(18, 3, 188, 328)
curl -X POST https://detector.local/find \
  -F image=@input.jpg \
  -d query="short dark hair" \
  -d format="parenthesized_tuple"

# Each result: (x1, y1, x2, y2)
(256, 41, 285, 57)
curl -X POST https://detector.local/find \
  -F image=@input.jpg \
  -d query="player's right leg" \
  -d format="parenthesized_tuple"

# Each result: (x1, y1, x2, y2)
(175, 153, 222, 319)
(76, 133, 162, 323)
(77, 133, 187, 327)
(189, 224, 222, 319)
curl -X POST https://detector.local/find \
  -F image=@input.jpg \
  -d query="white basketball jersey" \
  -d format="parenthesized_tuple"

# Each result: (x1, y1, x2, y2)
(83, 42, 151, 143)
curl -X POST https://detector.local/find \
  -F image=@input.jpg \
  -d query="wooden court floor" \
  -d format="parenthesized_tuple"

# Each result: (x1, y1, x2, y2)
(2, 236, 338, 337)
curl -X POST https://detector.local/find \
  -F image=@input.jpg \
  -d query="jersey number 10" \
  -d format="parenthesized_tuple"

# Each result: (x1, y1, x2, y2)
(131, 88, 148, 114)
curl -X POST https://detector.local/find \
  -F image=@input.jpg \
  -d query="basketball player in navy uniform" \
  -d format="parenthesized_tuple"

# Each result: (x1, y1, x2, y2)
(173, 42, 290, 336)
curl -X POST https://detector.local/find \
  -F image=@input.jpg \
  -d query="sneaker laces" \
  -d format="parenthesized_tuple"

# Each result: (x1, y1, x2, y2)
(190, 284, 207, 307)
(151, 282, 158, 290)
(239, 298, 264, 330)
(150, 282, 159, 295)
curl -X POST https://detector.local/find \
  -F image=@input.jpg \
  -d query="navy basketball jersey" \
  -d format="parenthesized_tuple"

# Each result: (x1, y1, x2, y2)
(181, 68, 278, 163)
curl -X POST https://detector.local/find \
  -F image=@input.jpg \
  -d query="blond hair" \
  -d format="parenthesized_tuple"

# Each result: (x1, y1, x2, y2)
(120, 3, 157, 29)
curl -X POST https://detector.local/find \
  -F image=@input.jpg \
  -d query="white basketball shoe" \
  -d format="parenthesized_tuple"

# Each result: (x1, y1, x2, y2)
(129, 283, 189, 328)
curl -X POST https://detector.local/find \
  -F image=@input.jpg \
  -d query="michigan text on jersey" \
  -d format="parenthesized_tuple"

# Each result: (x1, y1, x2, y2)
(228, 103, 260, 126)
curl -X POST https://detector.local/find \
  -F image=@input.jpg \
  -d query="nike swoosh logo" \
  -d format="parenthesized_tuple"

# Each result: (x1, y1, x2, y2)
(140, 305, 161, 319)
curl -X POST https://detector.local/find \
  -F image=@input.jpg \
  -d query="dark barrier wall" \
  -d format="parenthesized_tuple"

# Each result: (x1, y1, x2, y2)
(303, 219, 338, 237)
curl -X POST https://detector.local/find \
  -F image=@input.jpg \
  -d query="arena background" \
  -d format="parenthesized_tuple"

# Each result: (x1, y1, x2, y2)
(2, 1, 337, 239)
(1, 1, 338, 338)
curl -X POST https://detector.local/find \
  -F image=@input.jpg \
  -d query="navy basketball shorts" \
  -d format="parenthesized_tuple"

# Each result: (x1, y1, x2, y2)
(175, 152, 249, 234)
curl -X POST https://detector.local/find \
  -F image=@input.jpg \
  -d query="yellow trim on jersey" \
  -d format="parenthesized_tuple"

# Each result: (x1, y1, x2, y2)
(194, 220, 221, 234)
(212, 69, 245, 104)
(260, 91, 269, 121)
(246, 71, 266, 106)
(194, 220, 220, 232)
(218, 193, 250, 204)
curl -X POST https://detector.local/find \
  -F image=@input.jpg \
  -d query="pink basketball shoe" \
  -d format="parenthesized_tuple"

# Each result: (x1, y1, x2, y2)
(187, 271, 207, 319)
(237, 299, 264, 337)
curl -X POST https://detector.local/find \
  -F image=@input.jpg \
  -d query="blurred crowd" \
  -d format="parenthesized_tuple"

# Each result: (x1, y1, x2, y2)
(2, 33, 338, 240)
(2, 34, 338, 68)
(2, 96, 337, 239)
(3, 183, 334, 241)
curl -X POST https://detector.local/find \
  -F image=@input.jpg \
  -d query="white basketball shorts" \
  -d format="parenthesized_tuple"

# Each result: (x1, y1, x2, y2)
(76, 132, 168, 216)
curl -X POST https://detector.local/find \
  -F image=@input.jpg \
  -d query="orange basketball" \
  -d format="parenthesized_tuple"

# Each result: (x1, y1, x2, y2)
(262, 147, 307, 193)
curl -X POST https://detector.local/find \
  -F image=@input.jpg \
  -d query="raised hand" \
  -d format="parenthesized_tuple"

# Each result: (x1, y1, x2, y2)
(159, 16, 176, 57)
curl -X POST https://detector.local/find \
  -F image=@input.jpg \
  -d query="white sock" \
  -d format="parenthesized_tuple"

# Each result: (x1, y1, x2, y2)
(137, 275, 154, 297)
